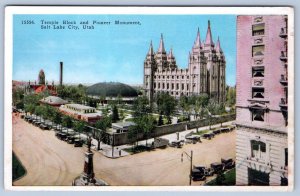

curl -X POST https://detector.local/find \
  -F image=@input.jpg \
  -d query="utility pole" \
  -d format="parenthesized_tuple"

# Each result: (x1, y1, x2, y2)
(181, 150, 193, 186)
(112, 133, 115, 158)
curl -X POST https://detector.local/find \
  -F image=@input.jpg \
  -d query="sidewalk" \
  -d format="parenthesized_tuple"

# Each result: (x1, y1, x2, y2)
(92, 120, 235, 159)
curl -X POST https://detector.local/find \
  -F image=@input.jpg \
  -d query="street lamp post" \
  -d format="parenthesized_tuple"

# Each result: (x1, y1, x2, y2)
(181, 150, 193, 186)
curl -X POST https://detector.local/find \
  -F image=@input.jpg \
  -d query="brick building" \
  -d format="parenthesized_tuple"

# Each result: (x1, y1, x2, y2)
(235, 15, 288, 186)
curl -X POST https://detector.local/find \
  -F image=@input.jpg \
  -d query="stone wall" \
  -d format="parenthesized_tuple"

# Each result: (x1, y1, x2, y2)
(104, 113, 236, 146)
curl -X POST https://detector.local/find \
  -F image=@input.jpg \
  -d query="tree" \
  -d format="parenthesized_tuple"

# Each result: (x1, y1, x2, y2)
(141, 115, 155, 146)
(111, 105, 119, 122)
(127, 124, 141, 152)
(74, 121, 85, 138)
(157, 113, 163, 126)
(34, 105, 46, 123)
(226, 85, 236, 107)
(155, 93, 176, 124)
(52, 111, 62, 130)
(99, 95, 106, 106)
(95, 117, 111, 150)
(62, 115, 73, 133)
(132, 96, 151, 117)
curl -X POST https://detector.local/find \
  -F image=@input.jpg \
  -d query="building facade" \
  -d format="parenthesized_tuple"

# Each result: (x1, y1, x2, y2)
(59, 104, 102, 123)
(143, 21, 226, 103)
(236, 16, 288, 186)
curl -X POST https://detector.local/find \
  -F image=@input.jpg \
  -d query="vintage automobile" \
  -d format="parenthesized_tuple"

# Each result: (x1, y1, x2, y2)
(221, 158, 235, 169)
(66, 135, 76, 144)
(74, 139, 83, 147)
(220, 127, 230, 133)
(213, 129, 221, 135)
(169, 140, 184, 148)
(202, 133, 213, 140)
(193, 165, 214, 176)
(39, 123, 50, 130)
(56, 132, 67, 140)
(191, 168, 206, 181)
(210, 162, 225, 174)
(185, 135, 201, 144)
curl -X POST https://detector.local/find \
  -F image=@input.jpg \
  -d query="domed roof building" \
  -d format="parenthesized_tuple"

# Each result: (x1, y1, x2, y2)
(86, 82, 138, 97)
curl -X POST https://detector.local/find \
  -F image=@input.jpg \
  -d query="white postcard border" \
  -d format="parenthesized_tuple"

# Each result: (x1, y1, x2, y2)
(4, 6, 294, 191)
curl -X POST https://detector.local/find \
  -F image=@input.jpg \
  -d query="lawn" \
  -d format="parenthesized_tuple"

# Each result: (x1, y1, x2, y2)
(123, 145, 152, 154)
(205, 168, 236, 186)
(12, 152, 26, 181)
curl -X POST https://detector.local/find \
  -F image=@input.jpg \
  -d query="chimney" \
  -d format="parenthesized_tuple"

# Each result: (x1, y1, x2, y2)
(59, 62, 63, 86)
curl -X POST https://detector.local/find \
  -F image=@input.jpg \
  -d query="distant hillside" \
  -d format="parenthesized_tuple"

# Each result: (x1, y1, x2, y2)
(86, 82, 138, 97)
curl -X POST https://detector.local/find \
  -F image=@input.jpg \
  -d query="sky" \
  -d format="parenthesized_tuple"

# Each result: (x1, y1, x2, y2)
(13, 14, 236, 86)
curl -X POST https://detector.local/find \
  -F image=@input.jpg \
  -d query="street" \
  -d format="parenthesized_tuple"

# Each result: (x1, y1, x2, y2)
(13, 115, 236, 186)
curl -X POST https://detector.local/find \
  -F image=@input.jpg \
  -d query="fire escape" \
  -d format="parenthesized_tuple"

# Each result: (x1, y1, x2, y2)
(279, 16, 288, 126)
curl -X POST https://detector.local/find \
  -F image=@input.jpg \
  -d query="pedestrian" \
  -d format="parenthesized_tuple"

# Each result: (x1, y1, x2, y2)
(119, 150, 121, 157)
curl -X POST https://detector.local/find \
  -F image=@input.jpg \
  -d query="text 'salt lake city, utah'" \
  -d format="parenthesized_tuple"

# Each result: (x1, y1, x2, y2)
(4, 6, 294, 191)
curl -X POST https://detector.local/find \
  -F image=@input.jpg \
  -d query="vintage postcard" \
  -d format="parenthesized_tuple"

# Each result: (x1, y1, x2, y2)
(4, 6, 294, 191)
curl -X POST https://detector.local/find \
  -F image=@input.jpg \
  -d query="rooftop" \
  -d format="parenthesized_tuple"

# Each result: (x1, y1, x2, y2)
(66, 104, 96, 110)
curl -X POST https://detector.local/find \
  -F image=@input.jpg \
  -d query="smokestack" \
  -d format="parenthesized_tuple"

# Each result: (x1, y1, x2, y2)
(59, 62, 63, 86)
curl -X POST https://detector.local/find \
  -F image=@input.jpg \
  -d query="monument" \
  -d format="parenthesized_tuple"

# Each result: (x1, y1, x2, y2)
(72, 136, 107, 186)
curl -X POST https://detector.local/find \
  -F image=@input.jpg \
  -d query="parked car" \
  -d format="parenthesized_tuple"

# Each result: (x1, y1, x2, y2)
(220, 127, 230, 133)
(67, 136, 76, 144)
(213, 129, 221, 134)
(169, 140, 184, 148)
(74, 139, 83, 147)
(149, 138, 169, 149)
(191, 169, 206, 181)
(56, 132, 67, 140)
(202, 133, 213, 140)
(221, 158, 235, 169)
(39, 123, 50, 130)
(193, 165, 214, 176)
(210, 162, 225, 174)
(185, 135, 201, 144)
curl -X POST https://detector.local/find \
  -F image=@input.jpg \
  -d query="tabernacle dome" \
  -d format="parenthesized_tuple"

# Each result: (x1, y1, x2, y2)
(86, 82, 138, 97)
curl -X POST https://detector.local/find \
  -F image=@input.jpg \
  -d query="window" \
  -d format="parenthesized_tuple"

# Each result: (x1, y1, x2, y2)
(252, 67, 264, 77)
(158, 83, 160, 89)
(162, 83, 165, 89)
(252, 23, 265, 36)
(251, 140, 266, 159)
(187, 84, 189, 91)
(167, 83, 169, 89)
(154, 82, 156, 88)
(251, 108, 265, 121)
(182, 84, 184, 90)
(176, 83, 179, 90)
(252, 87, 264, 98)
(172, 83, 174, 90)
(252, 45, 265, 56)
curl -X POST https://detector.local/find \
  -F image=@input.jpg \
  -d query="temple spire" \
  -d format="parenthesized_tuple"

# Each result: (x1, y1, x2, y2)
(157, 33, 166, 53)
(205, 20, 214, 46)
(194, 27, 201, 48)
(215, 36, 222, 52)
(147, 40, 154, 55)
(168, 47, 174, 58)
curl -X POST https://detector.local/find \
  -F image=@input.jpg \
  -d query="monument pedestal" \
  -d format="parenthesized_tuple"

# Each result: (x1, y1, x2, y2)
(72, 149, 107, 186)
